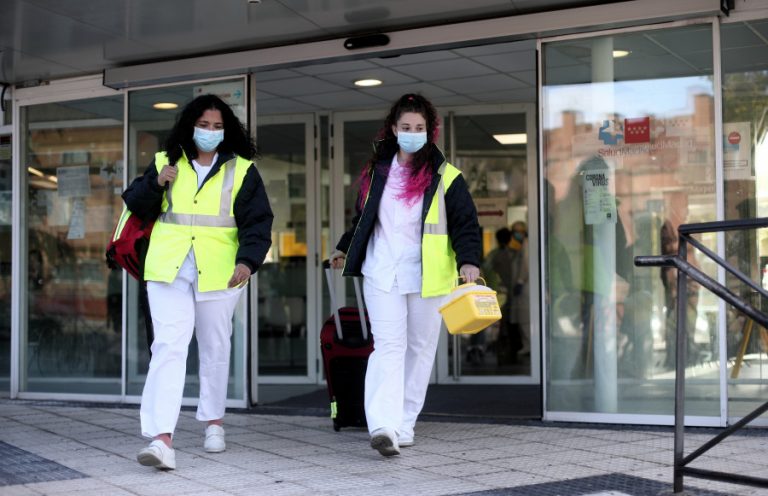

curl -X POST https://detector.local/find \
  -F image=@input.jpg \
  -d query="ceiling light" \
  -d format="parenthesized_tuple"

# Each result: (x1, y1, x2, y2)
(493, 134, 527, 145)
(354, 79, 382, 87)
(153, 102, 178, 110)
(27, 166, 44, 177)
(613, 50, 630, 58)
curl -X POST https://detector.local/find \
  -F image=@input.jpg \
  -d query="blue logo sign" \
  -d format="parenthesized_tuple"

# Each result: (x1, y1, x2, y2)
(598, 120, 624, 145)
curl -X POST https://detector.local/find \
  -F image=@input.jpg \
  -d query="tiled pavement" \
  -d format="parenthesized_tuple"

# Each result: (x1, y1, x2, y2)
(1, 400, 768, 495)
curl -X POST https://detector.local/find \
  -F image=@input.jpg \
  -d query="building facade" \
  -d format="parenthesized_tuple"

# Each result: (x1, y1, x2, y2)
(1, 0, 767, 427)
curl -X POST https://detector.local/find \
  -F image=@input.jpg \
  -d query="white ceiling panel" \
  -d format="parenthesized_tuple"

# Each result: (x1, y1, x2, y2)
(470, 87, 537, 103)
(294, 90, 389, 109)
(437, 74, 529, 94)
(454, 40, 537, 57)
(474, 52, 536, 74)
(511, 70, 537, 86)
(257, 98, 321, 116)
(430, 94, 479, 106)
(255, 77, 347, 97)
(358, 82, 457, 102)
(376, 51, 461, 66)
(294, 60, 380, 76)
(393, 59, 497, 82)
(254, 69, 305, 83)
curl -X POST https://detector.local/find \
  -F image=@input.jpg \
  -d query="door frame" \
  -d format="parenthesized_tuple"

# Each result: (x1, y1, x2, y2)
(254, 113, 320, 385)
(537, 18, 727, 427)
(435, 103, 540, 385)
(329, 110, 390, 318)
(12, 75, 124, 401)
(331, 105, 540, 386)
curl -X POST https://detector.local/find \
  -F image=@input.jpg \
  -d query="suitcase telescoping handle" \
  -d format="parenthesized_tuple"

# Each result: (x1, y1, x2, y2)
(322, 260, 368, 341)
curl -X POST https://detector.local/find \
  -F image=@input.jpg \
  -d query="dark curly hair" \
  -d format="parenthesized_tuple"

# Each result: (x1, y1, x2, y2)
(164, 94, 256, 164)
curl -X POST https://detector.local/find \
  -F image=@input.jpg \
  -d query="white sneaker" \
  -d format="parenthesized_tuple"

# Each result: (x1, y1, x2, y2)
(137, 440, 176, 470)
(399, 434, 414, 447)
(204, 424, 226, 453)
(370, 428, 400, 457)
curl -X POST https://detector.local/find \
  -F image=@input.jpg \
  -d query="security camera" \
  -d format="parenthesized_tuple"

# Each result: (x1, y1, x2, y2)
(248, 0, 261, 4)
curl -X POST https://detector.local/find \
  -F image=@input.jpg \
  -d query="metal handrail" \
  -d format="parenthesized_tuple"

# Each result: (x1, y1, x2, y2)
(635, 217, 768, 494)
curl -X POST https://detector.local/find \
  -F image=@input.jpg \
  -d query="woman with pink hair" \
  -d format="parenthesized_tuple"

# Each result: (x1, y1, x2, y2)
(331, 94, 481, 457)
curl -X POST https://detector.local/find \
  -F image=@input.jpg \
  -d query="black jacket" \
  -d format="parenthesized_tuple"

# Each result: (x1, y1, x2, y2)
(337, 142, 481, 277)
(122, 151, 273, 273)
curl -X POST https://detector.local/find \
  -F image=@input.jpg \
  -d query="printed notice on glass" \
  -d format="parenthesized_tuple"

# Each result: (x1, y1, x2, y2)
(57, 166, 91, 198)
(0, 191, 10, 225)
(67, 198, 86, 240)
(723, 122, 752, 180)
(582, 169, 617, 225)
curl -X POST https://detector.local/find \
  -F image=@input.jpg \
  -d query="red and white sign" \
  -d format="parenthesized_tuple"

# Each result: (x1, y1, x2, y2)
(728, 131, 741, 145)
(474, 197, 508, 228)
(624, 117, 650, 144)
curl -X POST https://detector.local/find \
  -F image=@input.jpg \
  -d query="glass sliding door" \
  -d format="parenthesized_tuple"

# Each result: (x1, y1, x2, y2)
(21, 95, 124, 394)
(542, 23, 720, 420)
(256, 114, 316, 379)
(440, 105, 538, 382)
(125, 78, 248, 404)
(720, 17, 768, 421)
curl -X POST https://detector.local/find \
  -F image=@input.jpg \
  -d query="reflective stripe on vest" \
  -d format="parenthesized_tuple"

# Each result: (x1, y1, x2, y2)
(158, 154, 238, 228)
(423, 169, 447, 235)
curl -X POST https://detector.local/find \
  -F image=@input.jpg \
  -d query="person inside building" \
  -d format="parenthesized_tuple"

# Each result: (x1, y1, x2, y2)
(481, 227, 517, 366)
(330, 93, 481, 457)
(123, 94, 273, 470)
(509, 221, 531, 360)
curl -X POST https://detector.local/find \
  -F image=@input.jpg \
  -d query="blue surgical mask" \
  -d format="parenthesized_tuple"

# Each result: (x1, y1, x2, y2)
(193, 127, 224, 152)
(397, 131, 427, 154)
(513, 231, 525, 242)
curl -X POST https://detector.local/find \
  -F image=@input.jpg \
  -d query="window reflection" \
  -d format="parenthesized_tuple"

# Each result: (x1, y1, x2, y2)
(257, 121, 308, 376)
(722, 20, 768, 419)
(23, 97, 124, 393)
(544, 26, 718, 416)
(0, 135, 11, 389)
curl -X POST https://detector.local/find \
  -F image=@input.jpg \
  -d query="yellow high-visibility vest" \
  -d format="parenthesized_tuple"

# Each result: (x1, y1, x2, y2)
(143, 151, 251, 292)
(421, 162, 461, 297)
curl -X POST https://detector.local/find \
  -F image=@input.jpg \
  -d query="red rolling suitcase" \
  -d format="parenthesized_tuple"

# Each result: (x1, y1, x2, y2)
(320, 261, 373, 431)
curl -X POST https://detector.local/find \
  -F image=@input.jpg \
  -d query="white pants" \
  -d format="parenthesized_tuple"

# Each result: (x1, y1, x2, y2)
(363, 280, 444, 440)
(140, 280, 241, 438)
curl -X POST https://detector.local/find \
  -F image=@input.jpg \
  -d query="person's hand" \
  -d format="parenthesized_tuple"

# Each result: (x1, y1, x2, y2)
(157, 164, 177, 187)
(228, 263, 251, 288)
(330, 250, 346, 270)
(460, 264, 480, 284)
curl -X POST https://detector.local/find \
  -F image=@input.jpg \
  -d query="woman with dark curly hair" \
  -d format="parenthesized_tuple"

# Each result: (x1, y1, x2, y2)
(330, 94, 481, 456)
(123, 94, 273, 470)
